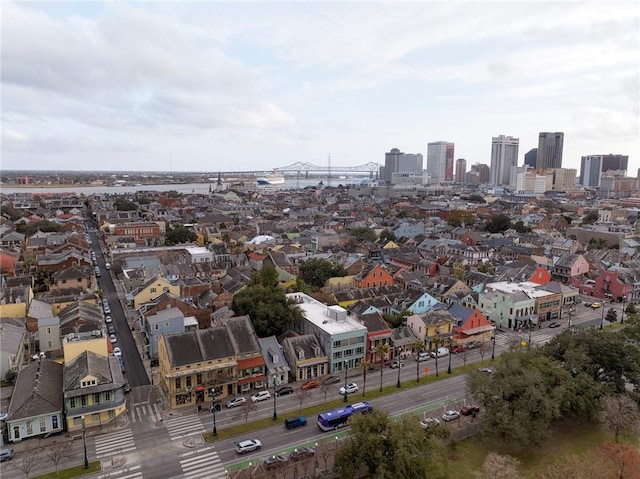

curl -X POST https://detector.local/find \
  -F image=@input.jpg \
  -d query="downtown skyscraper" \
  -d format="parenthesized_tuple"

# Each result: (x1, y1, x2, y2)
(490, 135, 519, 186)
(427, 141, 454, 184)
(536, 132, 564, 169)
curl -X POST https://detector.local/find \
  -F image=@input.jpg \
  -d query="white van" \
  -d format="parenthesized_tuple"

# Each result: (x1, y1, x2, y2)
(416, 352, 430, 362)
(431, 347, 449, 358)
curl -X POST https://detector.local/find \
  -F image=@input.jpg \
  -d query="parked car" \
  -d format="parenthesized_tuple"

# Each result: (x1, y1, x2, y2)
(431, 347, 449, 358)
(109, 334, 117, 344)
(548, 322, 561, 328)
(113, 347, 122, 356)
(450, 345, 467, 354)
(289, 447, 315, 462)
(460, 405, 481, 416)
(420, 417, 441, 429)
(284, 416, 307, 429)
(103, 305, 111, 314)
(264, 454, 288, 470)
(442, 410, 460, 422)
(108, 325, 116, 334)
(591, 302, 602, 309)
(323, 375, 341, 385)
(0, 448, 14, 462)
(105, 315, 112, 323)
(226, 397, 247, 408)
(389, 359, 405, 369)
(235, 439, 262, 454)
(416, 352, 430, 362)
(105, 262, 111, 270)
(301, 379, 319, 390)
(478, 367, 493, 374)
(466, 341, 481, 350)
(250, 391, 272, 403)
(339, 382, 359, 395)
(275, 385, 294, 397)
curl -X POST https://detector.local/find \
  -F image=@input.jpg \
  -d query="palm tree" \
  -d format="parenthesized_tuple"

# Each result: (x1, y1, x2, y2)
(359, 360, 372, 397)
(412, 340, 425, 383)
(375, 343, 390, 392)
(433, 337, 440, 377)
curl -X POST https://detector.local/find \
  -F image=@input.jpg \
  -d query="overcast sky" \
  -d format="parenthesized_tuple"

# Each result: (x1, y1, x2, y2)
(2, 1, 639, 174)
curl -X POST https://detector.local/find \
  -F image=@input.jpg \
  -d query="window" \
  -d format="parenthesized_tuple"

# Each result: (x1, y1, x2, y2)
(81, 396, 87, 407)
(39, 417, 46, 432)
(104, 391, 111, 401)
(154, 324, 159, 330)
(26, 420, 33, 435)
(94, 393, 100, 404)
(175, 378, 181, 390)
(186, 376, 192, 389)
(46, 327, 52, 334)
(150, 287, 157, 294)
(47, 340, 52, 348)
(52, 416, 58, 430)
(70, 397, 76, 409)
(164, 322, 169, 328)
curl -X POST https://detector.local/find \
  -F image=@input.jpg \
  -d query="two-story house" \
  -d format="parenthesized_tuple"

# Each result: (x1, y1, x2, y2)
(281, 333, 328, 381)
(133, 276, 180, 309)
(358, 312, 393, 364)
(158, 327, 236, 409)
(406, 309, 455, 352)
(143, 307, 189, 360)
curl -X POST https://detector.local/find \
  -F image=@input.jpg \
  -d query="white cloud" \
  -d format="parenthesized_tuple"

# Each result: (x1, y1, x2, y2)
(1, 1, 638, 172)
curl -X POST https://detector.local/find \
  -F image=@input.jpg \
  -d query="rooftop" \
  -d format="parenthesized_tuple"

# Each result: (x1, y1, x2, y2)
(286, 293, 367, 336)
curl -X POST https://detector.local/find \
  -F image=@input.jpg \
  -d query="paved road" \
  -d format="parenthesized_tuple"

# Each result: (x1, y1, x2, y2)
(90, 230, 149, 388)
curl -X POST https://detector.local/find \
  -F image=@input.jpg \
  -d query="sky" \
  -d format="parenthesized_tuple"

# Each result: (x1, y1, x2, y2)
(2, 1, 639, 174)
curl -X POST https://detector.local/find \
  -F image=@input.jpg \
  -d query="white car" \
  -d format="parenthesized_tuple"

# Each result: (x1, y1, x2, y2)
(113, 347, 122, 357)
(226, 397, 247, 408)
(442, 410, 460, 422)
(235, 439, 262, 454)
(109, 334, 117, 344)
(339, 382, 359, 395)
(250, 391, 272, 403)
(420, 417, 440, 429)
(105, 315, 112, 323)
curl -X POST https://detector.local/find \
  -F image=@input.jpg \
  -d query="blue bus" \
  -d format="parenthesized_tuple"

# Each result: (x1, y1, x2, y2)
(317, 401, 373, 431)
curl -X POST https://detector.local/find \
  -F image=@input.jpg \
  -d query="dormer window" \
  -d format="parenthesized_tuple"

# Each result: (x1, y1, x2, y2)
(81, 379, 97, 388)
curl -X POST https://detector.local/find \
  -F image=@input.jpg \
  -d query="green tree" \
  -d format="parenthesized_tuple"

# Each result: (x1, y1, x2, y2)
(581, 210, 599, 225)
(512, 221, 531, 233)
(335, 409, 449, 479)
(232, 285, 305, 337)
(4, 369, 17, 383)
(413, 340, 426, 383)
(349, 226, 377, 243)
(298, 258, 347, 289)
(165, 225, 196, 246)
(466, 350, 568, 450)
(16, 220, 61, 236)
(113, 198, 138, 211)
(251, 265, 278, 288)
(359, 360, 372, 397)
(606, 309, 618, 324)
(379, 229, 396, 243)
(447, 210, 476, 228)
(485, 214, 512, 233)
(467, 194, 487, 204)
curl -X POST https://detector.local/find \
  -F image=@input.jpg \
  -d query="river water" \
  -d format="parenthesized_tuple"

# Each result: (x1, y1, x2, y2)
(0, 177, 366, 196)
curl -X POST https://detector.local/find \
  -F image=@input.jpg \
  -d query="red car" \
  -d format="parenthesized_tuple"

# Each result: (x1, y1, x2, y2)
(301, 379, 319, 390)
(450, 345, 467, 354)
(460, 405, 481, 416)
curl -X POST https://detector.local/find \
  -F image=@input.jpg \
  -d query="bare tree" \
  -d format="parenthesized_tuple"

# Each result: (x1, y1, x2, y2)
(474, 452, 520, 479)
(316, 442, 333, 473)
(46, 441, 73, 478)
(412, 340, 425, 382)
(599, 394, 640, 442)
(375, 343, 389, 391)
(11, 447, 41, 479)
(462, 347, 469, 368)
(479, 341, 487, 364)
(319, 381, 332, 402)
(293, 387, 310, 411)
(235, 400, 257, 424)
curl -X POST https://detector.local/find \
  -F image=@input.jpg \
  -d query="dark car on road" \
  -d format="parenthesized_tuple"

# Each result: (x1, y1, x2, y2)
(323, 375, 341, 385)
(548, 322, 561, 328)
(289, 447, 315, 462)
(264, 455, 288, 470)
(275, 385, 294, 397)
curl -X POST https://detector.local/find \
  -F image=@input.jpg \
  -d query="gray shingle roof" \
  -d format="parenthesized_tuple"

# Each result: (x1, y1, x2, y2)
(7, 359, 64, 420)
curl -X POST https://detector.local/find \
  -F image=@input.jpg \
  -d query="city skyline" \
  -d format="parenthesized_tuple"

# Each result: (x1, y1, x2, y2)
(2, 2, 638, 173)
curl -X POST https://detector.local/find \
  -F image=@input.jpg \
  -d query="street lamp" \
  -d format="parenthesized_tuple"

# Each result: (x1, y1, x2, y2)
(396, 350, 401, 388)
(210, 388, 217, 436)
(621, 298, 626, 325)
(491, 335, 496, 361)
(343, 360, 348, 403)
(272, 374, 278, 421)
(81, 415, 89, 469)
(447, 338, 452, 375)
(528, 318, 532, 349)
(600, 301, 605, 330)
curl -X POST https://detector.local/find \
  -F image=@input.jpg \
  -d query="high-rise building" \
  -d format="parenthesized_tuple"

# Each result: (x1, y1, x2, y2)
(455, 158, 467, 183)
(427, 141, 454, 184)
(524, 148, 537, 168)
(490, 135, 519, 185)
(536, 132, 564, 169)
(381, 148, 423, 184)
(466, 163, 490, 185)
(579, 154, 629, 187)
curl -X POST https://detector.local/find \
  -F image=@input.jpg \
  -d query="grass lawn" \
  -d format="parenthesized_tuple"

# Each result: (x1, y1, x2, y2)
(446, 421, 617, 478)
(32, 461, 101, 479)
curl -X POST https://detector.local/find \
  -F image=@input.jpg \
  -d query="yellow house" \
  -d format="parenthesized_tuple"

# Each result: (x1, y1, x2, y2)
(158, 328, 238, 409)
(63, 333, 109, 363)
(63, 345, 126, 432)
(406, 310, 455, 352)
(133, 276, 180, 309)
(0, 285, 33, 319)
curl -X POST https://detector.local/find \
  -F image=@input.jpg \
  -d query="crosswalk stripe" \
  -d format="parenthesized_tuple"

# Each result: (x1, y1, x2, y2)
(183, 465, 225, 479)
(97, 465, 142, 479)
(182, 454, 222, 470)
